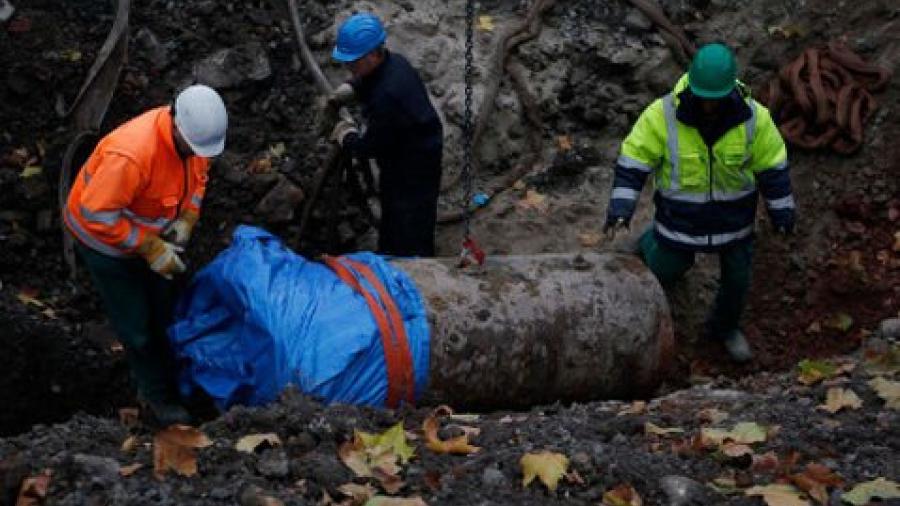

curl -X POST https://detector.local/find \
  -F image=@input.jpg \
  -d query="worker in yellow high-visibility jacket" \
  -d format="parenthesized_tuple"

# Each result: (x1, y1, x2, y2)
(604, 43, 796, 363)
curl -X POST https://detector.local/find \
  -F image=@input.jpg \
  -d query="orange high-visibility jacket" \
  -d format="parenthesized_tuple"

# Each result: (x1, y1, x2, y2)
(64, 106, 210, 257)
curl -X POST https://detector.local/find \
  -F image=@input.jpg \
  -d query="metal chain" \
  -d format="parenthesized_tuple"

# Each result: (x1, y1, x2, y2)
(461, 0, 475, 238)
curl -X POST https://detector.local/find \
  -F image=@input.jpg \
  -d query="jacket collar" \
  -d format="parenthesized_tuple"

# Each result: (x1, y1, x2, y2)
(156, 106, 179, 157)
(670, 73, 752, 146)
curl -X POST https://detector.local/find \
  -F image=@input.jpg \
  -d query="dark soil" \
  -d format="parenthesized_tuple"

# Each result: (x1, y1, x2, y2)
(1, 344, 898, 505)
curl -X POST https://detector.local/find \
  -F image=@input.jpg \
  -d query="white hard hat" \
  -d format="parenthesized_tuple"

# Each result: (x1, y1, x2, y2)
(173, 85, 228, 157)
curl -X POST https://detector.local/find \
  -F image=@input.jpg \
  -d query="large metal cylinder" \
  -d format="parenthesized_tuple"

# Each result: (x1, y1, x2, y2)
(393, 253, 673, 409)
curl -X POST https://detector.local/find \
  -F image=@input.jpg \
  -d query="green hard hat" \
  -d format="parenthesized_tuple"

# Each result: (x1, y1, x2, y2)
(688, 43, 737, 98)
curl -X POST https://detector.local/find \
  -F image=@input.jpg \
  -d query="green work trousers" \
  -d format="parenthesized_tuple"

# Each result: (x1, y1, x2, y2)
(639, 230, 753, 338)
(76, 243, 179, 404)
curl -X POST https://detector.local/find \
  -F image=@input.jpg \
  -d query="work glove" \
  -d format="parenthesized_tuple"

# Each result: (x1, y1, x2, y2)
(603, 215, 630, 240)
(331, 119, 359, 148)
(137, 235, 186, 280)
(161, 209, 199, 247)
(327, 82, 356, 108)
(769, 209, 796, 235)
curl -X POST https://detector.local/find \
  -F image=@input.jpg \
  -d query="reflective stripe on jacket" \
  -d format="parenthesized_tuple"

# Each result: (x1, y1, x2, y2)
(64, 107, 210, 257)
(608, 73, 793, 251)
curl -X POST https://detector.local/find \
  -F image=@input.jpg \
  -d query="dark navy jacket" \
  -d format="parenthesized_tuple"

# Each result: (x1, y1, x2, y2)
(344, 51, 443, 195)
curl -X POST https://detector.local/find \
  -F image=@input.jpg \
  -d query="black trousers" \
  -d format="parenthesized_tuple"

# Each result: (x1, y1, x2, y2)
(377, 153, 442, 257)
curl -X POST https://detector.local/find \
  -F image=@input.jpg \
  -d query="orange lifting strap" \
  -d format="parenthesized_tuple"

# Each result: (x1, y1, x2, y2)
(322, 255, 415, 408)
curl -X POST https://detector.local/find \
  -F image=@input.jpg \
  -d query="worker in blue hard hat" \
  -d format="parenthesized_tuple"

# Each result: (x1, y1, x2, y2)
(329, 12, 444, 257)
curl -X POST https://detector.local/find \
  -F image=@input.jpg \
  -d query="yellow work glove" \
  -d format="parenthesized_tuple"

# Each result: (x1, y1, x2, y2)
(137, 235, 186, 280)
(162, 209, 199, 247)
(330, 119, 359, 148)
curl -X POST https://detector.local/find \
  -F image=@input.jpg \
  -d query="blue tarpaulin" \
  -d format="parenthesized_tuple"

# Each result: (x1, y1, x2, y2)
(168, 226, 430, 410)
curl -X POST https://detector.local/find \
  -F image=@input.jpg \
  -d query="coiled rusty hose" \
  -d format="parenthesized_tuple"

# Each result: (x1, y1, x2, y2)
(759, 41, 891, 154)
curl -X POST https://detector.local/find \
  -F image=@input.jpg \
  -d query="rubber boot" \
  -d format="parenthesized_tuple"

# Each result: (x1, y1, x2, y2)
(723, 330, 753, 363)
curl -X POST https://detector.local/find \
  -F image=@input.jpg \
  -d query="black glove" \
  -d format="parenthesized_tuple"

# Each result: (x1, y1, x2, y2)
(770, 208, 795, 235)
(603, 215, 630, 239)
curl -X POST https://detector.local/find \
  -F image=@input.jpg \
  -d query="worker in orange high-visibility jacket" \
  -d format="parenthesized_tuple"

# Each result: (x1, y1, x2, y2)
(64, 85, 228, 426)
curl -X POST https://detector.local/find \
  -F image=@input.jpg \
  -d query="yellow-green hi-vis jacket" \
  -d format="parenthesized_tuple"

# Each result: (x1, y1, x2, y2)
(606, 74, 795, 251)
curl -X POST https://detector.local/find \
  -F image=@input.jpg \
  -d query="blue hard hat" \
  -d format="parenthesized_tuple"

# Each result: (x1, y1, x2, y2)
(332, 13, 387, 63)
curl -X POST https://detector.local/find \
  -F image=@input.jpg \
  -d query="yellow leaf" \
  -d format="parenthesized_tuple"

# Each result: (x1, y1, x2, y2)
(644, 422, 684, 436)
(617, 401, 647, 416)
(152, 425, 213, 480)
(602, 483, 643, 506)
(119, 463, 143, 477)
(868, 376, 900, 409)
(121, 435, 139, 453)
(517, 189, 548, 213)
(520, 451, 568, 491)
(476, 15, 494, 32)
(745, 484, 810, 506)
(20, 165, 42, 178)
(797, 359, 838, 385)
(701, 422, 767, 446)
(364, 497, 428, 506)
(817, 388, 863, 414)
(578, 231, 604, 248)
(842, 478, 900, 505)
(235, 433, 282, 453)
(422, 406, 480, 455)
(338, 422, 415, 493)
(338, 482, 377, 506)
(269, 142, 286, 158)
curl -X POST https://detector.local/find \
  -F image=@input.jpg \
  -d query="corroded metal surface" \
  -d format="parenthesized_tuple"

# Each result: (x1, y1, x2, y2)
(393, 253, 672, 409)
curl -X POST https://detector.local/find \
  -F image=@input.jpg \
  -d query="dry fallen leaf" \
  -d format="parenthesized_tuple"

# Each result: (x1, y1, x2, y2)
(337, 482, 377, 506)
(338, 423, 414, 494)
(697, 407, 730, 425)
(121, 435, 139, 453)
(578, 231, 603, 248)
(119, 463, 143, 477)
(720, 442, 754, 458)
(617, 401, 647, 416)
(520, 451, 569, 491)
(15, 469, 51, 506)
(644, 422, 684, 437)
(557, 135, 574, 152)
(423, 406, 480, 455)
(745, 484, 810, 506)
(863, 343, 900, 376)
(817, 387, 863, 414)
(789, 463, 844, 505)
(868, 376, 900, 409)
(841, 477, 900, 505)
(517, 189, 549, 213)
(364, 497, 428, 506)
(235, 433, 282, 454)
(476, 15, 494, 32)
(701, 422, 767, 446)
(797, 359, 838, 386)
(152, 425, 213, 480)
(602, 483, 643, 506)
